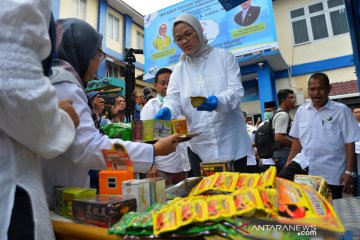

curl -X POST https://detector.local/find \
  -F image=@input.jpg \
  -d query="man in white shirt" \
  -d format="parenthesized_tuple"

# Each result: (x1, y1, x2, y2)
(243, 112, 260, 173)
(141, 68, 190, 185)
(279, 73, 360, 199)
(352, 106, 360, 191)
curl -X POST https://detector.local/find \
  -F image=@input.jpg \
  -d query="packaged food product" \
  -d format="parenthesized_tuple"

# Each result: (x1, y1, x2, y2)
(235, 173, 260, 190)
(294, 174, 332, 203)
(212, 172, 239, 193)
(191, 173, 217, 196)
(153, 205, 179, 235)
(190, 96, 207, 108)
(257, 166, 276, 189)
(122, 179, 151, 212)
(231, 189, 264, 217)
(275, 177, 345, 233)
(72, 195, 136, 227)
(54, 187, 96, 218)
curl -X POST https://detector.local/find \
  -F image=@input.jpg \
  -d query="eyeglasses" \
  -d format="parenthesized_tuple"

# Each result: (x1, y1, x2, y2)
(173, 30, 195, 45)
(97, 49, 106, 60)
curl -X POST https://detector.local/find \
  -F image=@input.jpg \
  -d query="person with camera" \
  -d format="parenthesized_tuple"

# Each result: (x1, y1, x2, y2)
(110, 95, 127, 123)
(41, 18, 180, 207)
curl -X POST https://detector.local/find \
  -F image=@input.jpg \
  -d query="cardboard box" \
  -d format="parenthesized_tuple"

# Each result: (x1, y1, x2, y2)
(146, 177, 166, 205)
(294, 175, 332, 203)
(171, 119, 188, 135)
(122, 179, 150, 212)
(72, 195, 136, 228)
(99, 170, 134, 195)
(54, 187, 97, 218)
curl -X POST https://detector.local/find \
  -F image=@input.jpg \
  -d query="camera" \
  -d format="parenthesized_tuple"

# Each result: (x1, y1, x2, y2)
(99, 95, 115, 105)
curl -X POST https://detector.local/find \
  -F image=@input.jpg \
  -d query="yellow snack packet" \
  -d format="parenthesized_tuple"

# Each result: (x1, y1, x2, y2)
(235, 173, 260, 190)
(153, 205, 179, 235)
(231, 189, 264, 217)
(191, 173, 217, 196)
(177, 200, 196, 227)
(258, 188, 278, 215)
(206, 196, 223, 220)
(275, 177, 345, 233)
(191, 197, 208, 222)
(190, 96, 207, 108)
(257, 166, 276, 188)
(212, 172, 239, 193)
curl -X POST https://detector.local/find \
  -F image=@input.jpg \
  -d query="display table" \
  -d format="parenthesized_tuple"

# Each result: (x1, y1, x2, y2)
(333, 196, 360, 239)
(51, 212, 121, 240)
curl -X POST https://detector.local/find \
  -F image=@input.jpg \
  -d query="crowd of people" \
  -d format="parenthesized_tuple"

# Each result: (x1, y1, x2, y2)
(1, 2, 359, 239)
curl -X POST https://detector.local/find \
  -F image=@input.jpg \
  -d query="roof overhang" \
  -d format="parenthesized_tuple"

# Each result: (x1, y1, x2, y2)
(107, 0, 144, 26)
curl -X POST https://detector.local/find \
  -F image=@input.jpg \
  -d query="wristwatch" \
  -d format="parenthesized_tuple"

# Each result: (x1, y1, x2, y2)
(345, 170, 357, 178)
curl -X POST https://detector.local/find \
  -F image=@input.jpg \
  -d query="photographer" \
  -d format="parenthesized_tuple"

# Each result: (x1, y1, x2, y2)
(87, 91, 108, 129)
(110, 95, 126, 123)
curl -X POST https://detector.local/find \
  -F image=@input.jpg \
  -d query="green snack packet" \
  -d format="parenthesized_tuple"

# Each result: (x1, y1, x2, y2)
(109, 211, 137, 235)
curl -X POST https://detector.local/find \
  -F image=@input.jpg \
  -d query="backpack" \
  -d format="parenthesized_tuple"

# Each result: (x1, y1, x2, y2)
(254, 110, 289, 158)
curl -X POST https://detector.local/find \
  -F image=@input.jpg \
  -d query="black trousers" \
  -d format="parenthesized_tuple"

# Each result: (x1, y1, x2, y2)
(8, 186, 34, 240)
(187, 147, 247, 177)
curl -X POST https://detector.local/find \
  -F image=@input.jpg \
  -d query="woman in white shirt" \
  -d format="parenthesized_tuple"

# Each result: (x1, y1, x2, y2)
(155, 14, 251, 176)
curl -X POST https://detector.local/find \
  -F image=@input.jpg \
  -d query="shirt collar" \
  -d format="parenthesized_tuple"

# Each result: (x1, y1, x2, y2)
(306, 99, 335, 111)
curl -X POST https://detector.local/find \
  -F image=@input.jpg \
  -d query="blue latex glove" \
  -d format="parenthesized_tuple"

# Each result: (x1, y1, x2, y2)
(197, 95, 218, 112)
(154, 107, 171, 120)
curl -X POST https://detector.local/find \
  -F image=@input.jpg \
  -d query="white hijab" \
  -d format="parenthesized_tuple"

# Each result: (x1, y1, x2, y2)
(173, 14, 213, 59)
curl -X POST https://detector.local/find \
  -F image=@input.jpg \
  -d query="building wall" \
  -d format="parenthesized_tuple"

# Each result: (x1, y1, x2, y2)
(273, 0, 354, 65)
(132, 24, 145, 64)
(59, 0, 98, 29)
(106, 7, 124, 53)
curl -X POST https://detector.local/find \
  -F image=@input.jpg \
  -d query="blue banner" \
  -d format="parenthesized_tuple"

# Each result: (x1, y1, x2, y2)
(144, 0, 277, 82)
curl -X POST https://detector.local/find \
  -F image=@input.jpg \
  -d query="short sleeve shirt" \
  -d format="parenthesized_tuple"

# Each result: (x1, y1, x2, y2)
(290, 100, 360, 185)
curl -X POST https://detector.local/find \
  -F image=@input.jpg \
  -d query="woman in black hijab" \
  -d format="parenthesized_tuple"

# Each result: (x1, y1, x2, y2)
(41, 18, 179, 207)
(56, 18, 104, 86)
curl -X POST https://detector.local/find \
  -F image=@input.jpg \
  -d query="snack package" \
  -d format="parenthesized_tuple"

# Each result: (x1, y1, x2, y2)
(212, 172, 239, 193)
(72, 195, 136, 228)
(102, 123, 132, 140)
(122, 179, 151, 212)
(101, 143, 133, 171)
(235, 173, 260, 190)
(153, 205, 179, 235)
(231, 189, 264, 217)
(294, 174, 332, 203)
(109, 211, 137, 235)
(54, 187, 97, 218)
(258, 188, 278, 216)
(190, 173, 217, 196)
(176, 199, 196, 227)
(206, 196, 223, 220)
(190, 96, 207, 108)
(275, 177, 345, 233)
(171, 119, 188, 135)
(257, 166, 276, 189)
(191, 197, 208, 222)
